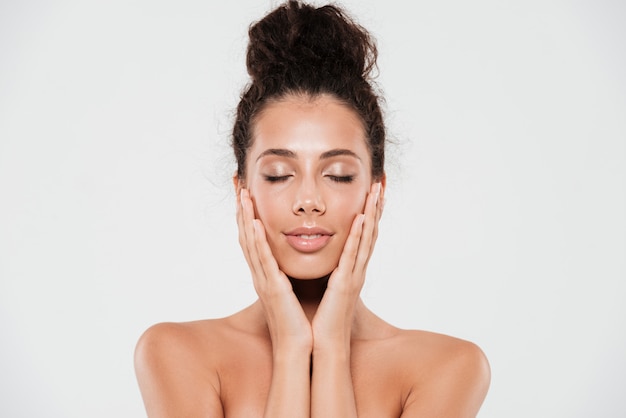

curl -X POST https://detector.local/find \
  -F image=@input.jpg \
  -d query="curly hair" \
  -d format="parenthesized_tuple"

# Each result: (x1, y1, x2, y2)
(232, 0, 385, 181)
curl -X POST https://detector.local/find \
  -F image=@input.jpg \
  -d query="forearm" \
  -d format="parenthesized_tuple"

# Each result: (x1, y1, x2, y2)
(264, 346, 311, 418)
(311, 344, 358, 418)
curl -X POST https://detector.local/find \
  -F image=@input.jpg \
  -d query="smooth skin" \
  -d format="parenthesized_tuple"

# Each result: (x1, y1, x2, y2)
(134, 95, 490, 417)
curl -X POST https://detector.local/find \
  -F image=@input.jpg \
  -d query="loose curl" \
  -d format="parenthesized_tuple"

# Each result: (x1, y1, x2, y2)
(232, 0, 385, 181)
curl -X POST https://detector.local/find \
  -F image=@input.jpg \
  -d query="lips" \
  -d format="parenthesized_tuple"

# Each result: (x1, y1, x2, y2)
(284, 227, 333, 253)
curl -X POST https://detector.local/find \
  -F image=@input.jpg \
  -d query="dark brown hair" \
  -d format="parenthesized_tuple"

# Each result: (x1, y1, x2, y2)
(232, 0, 385, 180)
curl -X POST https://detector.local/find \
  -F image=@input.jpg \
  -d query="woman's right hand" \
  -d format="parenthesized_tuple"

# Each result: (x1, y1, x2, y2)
(237, 188, 313, 353)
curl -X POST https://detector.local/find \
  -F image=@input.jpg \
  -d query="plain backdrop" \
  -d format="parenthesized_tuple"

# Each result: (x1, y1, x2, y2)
(1, 0, 625, 416)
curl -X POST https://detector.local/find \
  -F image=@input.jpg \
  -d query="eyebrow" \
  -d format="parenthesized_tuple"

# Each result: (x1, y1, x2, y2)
(256, 148, 361, 161)
(256, 148, 296, 161)
(320, 149, 361, 160)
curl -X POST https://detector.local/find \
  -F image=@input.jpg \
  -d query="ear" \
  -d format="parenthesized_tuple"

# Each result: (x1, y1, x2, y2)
(378, 172, 386, 199)
(379, 173, 387, 216)
(233, 171, 244, 195)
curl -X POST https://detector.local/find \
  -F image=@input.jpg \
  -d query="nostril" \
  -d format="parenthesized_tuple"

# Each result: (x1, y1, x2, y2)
(293, 194, 326, 215)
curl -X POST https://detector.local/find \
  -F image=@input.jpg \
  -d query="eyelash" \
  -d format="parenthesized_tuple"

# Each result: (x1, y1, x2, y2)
(264, 175, 291, 183)
(263, 175, 355, 184)
(327, 175, 355, 183)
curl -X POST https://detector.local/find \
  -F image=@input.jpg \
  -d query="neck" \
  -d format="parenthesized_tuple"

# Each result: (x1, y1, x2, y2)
(288, 275, 329, 322)
(289, 275, 329, 300)
(247, 277, 379, 341)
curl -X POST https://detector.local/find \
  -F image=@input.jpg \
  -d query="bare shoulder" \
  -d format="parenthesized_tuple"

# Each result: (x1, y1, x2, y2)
(392, 329, 490, 379)
(135, 318, 229, 359)
(390, 329, 490, 417)
(134, 319, 229, 417)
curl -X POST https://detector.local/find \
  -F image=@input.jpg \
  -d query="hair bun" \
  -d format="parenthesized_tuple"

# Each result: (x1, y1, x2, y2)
(246, 0, 377, 86)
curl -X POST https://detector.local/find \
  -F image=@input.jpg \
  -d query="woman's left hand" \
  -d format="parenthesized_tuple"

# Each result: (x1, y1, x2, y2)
(311, 182, 384, 350)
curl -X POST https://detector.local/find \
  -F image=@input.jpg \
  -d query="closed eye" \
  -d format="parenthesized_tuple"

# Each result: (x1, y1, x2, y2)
(327, 175, 355, 183)
(264, 175, 292, 183)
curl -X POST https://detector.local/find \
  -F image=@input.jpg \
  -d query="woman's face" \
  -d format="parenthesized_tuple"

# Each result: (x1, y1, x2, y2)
(241, 94, 374, 279)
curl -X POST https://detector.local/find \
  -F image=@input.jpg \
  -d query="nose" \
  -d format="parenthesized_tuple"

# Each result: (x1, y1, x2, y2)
(292, 178, 326, 215)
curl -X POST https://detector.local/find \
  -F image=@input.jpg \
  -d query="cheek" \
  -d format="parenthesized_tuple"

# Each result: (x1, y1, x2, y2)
(249, 188, 285, 226)
(338, 188, 368, 212)
(331, 190, 368, 229)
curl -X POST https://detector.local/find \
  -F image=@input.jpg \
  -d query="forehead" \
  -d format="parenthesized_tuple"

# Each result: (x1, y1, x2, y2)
(250, 95, 369, 159)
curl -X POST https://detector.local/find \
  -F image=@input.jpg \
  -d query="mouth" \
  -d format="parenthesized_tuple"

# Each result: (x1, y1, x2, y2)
(284, 228, 333, 253)
(297, 234, 324, 239)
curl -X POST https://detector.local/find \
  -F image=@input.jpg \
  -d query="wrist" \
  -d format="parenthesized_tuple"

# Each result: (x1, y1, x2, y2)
(272, 344, 312, 378)
(312, 338, 351, 359)
(272, 337, 313, 359)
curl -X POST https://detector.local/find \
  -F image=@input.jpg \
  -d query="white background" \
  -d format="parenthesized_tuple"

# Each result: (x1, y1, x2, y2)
(1, 0, 625, 416)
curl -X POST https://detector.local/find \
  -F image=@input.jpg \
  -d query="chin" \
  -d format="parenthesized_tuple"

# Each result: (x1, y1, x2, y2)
(285, 272, 334, 281)
(278, 257, 338, 280)
(281, 266, 336, 280)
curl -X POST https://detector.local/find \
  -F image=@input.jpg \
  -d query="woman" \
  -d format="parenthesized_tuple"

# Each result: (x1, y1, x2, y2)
(135, 1, 490, 416)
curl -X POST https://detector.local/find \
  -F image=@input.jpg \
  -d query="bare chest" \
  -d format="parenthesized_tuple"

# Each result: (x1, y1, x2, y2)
(218, 340, 405, 418)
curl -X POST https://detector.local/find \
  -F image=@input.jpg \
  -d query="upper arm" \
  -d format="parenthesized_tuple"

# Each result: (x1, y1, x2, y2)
(401, 339, 491, 418)
(134, 322, 224, 418)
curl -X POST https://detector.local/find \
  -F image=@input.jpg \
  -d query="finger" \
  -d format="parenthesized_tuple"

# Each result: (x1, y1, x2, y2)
(236, 191, 253, 267)
(354, 182, 381, 276)
(240, 189, 267, 285)
(370, 182, 383, 245)
(376, 184, 385, 223)
(333, 213, 365, 282)
(252, 219, 290, 290)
